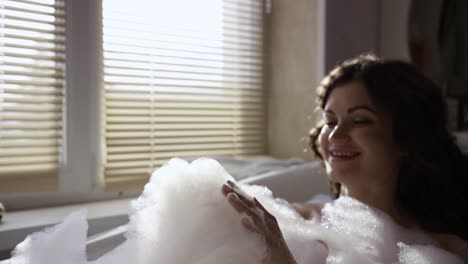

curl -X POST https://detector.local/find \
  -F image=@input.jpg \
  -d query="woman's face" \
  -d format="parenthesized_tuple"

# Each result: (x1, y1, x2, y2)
(318, 81, 402, 189)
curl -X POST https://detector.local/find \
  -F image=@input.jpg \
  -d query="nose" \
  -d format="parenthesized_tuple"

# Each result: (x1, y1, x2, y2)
(328, 122, 351, 143)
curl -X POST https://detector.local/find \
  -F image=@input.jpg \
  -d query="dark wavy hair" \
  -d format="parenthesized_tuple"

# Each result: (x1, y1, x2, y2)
(309, 54, 468, 241)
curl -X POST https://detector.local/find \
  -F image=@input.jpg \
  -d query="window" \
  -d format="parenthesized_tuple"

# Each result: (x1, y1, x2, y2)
(102, 0, 266, 190)
(0, 0, 266, 205)
(0, 0, 66, 193)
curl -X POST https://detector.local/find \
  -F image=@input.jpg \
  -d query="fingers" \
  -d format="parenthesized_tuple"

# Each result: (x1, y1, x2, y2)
(222, 181, 255, 208)
(227, 192, 247, 213)
(227, 181, 255, 206)
(222, 182, 261, 219)
(241, 217, 255, 232)
(221, 181, 292, 261)
(221, 183, 231, 196)
(253, 197, 266, 211)
(222, 181, 279, 234)
(227, 192, 260, 223)
(254, 198, 277, 225)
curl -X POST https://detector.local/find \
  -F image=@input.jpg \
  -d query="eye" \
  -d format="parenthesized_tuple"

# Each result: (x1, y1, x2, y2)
(352, 118, 372, 125)
(325, 119, 337, 127)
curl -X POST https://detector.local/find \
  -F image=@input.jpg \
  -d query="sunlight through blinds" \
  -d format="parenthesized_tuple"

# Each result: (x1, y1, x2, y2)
(0, 0, 65, 192)
(103, 0, 265, 189)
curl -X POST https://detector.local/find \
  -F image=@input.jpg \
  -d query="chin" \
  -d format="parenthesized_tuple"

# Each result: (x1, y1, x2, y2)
(326, 167, 357, 184)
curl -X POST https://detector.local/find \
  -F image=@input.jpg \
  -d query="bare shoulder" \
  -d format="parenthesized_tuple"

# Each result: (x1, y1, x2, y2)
(291, 202, 326, 221)
(429, 232, 468, 262)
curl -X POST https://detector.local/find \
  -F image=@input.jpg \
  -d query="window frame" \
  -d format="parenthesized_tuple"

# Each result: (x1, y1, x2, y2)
(60, 0, 102, 193)
(0, 0, 270, 211)
(0, 0, 138, 211)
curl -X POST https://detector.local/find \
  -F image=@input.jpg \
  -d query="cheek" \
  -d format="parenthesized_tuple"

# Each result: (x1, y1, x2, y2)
(317, 127, 330, 155)
(357, 129, 397, 157)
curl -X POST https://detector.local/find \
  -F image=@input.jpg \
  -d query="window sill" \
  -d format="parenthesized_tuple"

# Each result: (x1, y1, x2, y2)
(0, 198, 132, 252)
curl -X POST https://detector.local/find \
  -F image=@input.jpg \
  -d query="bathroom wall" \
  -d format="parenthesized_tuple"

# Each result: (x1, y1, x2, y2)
(266, 0, 413, 159)
(324, 0, 381, 72)
(266, 0, 320, 160)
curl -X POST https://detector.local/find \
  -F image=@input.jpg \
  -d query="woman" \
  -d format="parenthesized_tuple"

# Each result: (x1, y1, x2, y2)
(222, 54, 468, 263)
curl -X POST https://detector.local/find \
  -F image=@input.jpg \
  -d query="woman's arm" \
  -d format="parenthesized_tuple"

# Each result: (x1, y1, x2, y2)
(221, 180, 297, 264)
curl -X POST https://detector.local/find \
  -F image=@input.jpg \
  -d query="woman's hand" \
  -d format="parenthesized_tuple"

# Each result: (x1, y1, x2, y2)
(221, 180, 297, 264)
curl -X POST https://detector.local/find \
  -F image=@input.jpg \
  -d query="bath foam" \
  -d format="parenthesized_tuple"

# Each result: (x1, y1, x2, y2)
(91, 158, 267, 264)
(0, 158, 464, 264)
(1, 210, 88, 264)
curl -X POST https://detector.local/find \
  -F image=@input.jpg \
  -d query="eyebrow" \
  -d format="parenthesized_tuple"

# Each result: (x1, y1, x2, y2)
(348, 105, 377, 114)
(324, 105, 377, 115)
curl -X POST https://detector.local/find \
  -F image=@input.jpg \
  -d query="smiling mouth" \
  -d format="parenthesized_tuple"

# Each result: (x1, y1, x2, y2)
(330, 151, 360, 159)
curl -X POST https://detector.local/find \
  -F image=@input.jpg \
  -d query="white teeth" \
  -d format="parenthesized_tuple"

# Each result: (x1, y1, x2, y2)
(331, 151, 359, 157)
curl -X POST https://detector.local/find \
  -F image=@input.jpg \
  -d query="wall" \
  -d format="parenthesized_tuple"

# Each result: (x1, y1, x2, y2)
(266, 0, 320, 160)
(266, 0, 415, 159)
(324, 0, 381, 72)
(379, 0, 411, 61)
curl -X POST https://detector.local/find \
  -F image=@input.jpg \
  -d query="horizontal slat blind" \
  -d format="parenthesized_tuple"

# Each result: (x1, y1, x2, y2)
(0, 0, 65, 192)
(103, 0, 265, 188)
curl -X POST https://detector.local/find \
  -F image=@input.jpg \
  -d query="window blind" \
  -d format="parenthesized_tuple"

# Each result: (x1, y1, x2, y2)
(103, 0, 266, 189)
(0, 0, 65, 193)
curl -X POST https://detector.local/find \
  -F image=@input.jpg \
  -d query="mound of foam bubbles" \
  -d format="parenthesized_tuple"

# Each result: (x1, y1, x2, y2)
(1, 158, 463, 264)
